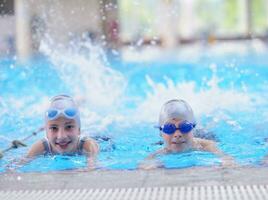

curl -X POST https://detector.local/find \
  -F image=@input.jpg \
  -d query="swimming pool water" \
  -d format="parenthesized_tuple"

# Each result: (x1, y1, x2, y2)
(1, 43, 268, 172)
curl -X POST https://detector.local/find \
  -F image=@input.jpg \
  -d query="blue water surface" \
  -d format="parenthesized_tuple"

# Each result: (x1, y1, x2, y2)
(1, 45, 268, 172)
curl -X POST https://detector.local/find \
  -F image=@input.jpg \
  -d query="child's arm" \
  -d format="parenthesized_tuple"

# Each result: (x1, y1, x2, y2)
(199, 139, 235, 167)
(26, 140, 46, 158)
(5, 140, 44, 171)
(83, 138, 99, 170)
(146, 148, 168, 159)
(138, 148, 167, 170)
(19, 140, 45, 166)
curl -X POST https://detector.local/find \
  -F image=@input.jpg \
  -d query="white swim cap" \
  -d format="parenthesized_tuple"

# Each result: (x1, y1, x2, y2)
(45, 94, 81, 127)
(158, 99, 195, 126)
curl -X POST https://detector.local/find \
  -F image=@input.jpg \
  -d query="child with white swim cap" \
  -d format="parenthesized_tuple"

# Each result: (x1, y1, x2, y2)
(140, 99, 234, 169)
(26, 94, 99, 169)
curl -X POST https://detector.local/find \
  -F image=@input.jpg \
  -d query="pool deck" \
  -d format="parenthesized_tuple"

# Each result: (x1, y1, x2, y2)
(1, 166, 268, 191)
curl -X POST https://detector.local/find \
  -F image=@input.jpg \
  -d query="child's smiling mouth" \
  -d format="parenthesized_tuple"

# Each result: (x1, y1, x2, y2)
(55, 141, 72, 149)
(171, 140, 186, 145)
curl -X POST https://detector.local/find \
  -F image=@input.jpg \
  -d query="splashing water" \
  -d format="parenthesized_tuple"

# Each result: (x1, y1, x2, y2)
(133, 62, 254, 123)
(1, 39, 268, 171)
(39, 36, 127, 110)
(38, 35, 129, 132)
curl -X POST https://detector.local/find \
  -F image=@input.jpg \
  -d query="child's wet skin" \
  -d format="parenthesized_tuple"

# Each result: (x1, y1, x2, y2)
(23, 95, 99, 170)
(46, 117, 80, 154)
(162, 118, 194, 152)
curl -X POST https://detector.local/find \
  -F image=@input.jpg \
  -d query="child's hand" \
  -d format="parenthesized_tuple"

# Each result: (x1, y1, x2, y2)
(87, 157, 98, 171)
(221, 155, 237, 167)
(138, 159, 164, 170)
(260, 156, 268, 166)
(5, 166, 17, 173)
(4, 157, 29, 173)
(87, 165, 97, 171)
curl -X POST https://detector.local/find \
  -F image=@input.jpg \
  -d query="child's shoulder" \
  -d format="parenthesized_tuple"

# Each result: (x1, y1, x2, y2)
(27, 139, 46, 158)
(81, 136, 98, 144)
(193, 137, 221, 154)
(81, 136, 99, 154)
(194, 137, 216, 148)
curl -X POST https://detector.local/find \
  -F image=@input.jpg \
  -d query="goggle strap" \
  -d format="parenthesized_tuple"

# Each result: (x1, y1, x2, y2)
(153, 125, 162, 130)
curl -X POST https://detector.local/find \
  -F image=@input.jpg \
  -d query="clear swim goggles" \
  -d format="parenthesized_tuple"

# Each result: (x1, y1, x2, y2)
(157, 121, 196, 135)
(46, 108, 78, 120)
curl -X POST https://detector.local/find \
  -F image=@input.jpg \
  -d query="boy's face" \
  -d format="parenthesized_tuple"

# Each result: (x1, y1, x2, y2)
(161, 118, 194, 149)
(46, 117, 80, 154)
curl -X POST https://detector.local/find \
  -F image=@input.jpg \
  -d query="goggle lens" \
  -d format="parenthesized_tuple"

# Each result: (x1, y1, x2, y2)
(47, 108, 77, 120)
(47, 110, 58, 119)
(160, 121, 195, 135)
(162, 123, 177, 134)
(64, 108, 77, 117)
(178, 121, 194, 133)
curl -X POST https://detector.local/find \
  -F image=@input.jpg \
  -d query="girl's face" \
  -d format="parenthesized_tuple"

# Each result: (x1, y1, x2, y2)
(46, 117, 80, 154)
(161, 118, 194, 149)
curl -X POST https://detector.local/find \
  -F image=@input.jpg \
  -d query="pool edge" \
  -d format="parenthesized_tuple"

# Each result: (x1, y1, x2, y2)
(1, 166, 268, 191)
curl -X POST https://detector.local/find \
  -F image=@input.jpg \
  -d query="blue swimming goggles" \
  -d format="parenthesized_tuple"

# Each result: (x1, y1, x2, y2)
(157, 121, 196, 135)
(46, 108, 78, 120)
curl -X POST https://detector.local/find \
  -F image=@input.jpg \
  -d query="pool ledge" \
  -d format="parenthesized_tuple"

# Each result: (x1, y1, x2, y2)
(1, 167, 268, 190)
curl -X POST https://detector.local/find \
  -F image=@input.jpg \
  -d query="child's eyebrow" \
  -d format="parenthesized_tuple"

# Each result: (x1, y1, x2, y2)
(49, 124, 58, 127)
(64, 120, 75, 125)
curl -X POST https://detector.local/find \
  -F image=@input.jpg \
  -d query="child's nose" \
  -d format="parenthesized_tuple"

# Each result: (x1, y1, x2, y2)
(57, 127, 67, 139)
(173, 130, 183, 138)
